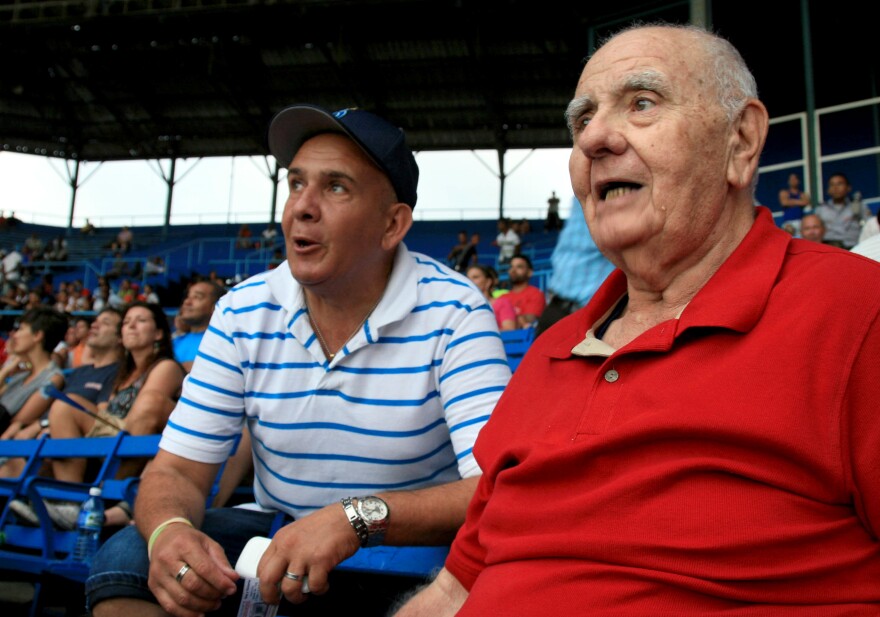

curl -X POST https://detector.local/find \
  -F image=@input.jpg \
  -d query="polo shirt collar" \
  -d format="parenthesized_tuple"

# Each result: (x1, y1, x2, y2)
(265, 241, 418, 339)
(547, 206, 790, 359)
(368, 242, 419, 331)
(679, 207, 788, 333)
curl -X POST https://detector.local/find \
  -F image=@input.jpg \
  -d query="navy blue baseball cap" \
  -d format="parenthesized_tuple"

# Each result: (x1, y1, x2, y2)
(268, 104, 419, 209)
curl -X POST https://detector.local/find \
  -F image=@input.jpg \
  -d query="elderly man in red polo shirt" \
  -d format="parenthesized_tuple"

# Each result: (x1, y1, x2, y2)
(395, 23, 880, 616)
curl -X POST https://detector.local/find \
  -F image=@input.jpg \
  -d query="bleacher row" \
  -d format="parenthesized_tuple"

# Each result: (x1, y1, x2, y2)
(0, 326, 534, 616)
(0, 219, 560, 307)
(0, 432, 449, 616)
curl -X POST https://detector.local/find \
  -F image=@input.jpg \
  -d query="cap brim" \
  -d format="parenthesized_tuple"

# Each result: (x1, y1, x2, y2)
(269, 104, 356, 168)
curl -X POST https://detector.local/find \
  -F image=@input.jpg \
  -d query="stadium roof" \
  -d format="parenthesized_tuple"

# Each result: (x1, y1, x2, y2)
(0, 0, 876, 163)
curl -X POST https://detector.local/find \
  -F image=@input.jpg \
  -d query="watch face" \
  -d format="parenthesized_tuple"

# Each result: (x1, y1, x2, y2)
(358, 497, 388, 522)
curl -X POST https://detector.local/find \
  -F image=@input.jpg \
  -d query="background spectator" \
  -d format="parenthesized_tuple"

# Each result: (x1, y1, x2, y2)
(144, 256, 166, 275)
(67, 316, 94, 368)
(493, 217, 520, 266)
(0, 307, 67, 435)
(236, 223, 254, 249)
(207, 270, 227, 291)
(80, 218, 96, 235)
(504, 254, 546, 328)
(815, 173, 871, 249)
(23, 233, 45, 262)
(777, 172, 811, 233)
(447, 230, 477, 273)
(1, 245, 24, 293)
(44, 236, 68, 262)
(141, 283, 160, 304)
(261, 223, 278, 249)
(172, 280, 224, 372)
(535, 201, 616, 337)
(116, 225, 134, 253)
(467, 264, 516, 331)
(800, 213, 826, 243)
(545, 191, 562, 232)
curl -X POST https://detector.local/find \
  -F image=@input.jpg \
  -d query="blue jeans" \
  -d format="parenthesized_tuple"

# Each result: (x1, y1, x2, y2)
(86, 507, 424, 616)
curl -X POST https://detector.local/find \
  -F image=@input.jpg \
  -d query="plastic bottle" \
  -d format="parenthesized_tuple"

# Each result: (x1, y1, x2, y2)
(72, 487, 105, 562)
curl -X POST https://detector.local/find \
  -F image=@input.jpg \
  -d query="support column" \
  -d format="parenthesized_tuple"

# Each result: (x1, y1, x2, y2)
(269, 160, 280, 223)
(497, 149, 507, 219)
(163, 158, 177, 239)
(65, 159, 80, 234)
(800, 0, 818, 197)
(689, 0, 710, 28)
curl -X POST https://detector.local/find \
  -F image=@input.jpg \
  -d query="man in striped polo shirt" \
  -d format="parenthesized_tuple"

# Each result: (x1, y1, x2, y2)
(88, 105, 511, 617)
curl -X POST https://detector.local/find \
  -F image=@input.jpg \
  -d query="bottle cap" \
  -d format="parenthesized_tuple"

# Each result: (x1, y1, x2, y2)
(89, 487, 102, 496)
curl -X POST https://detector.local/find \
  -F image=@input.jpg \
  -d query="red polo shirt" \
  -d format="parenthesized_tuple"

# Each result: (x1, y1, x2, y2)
(446, 207, 880, 615)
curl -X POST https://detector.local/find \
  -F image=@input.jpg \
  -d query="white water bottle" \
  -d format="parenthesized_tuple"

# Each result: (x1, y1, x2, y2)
(72, 487, 105, 562)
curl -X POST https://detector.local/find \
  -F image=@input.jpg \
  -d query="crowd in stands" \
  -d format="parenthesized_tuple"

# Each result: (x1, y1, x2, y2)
(776, 172, 880, 254)
(447, 222, 553, 331)
(0, 85, 880, 616)
(236, 222, 281, 250)
(0, 259, 227, 533)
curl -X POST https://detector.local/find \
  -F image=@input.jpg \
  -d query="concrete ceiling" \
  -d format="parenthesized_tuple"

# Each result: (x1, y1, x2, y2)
(0, 0, 876, 163)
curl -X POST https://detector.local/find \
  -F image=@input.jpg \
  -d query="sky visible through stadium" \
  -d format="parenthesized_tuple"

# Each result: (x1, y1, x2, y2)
(0, 147, 576, 229)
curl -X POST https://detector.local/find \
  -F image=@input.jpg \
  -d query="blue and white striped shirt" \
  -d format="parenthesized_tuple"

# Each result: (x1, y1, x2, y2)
(159, 244, 511, 518)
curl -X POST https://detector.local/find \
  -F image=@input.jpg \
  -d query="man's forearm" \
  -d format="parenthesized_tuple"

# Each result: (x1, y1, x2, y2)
(376, 476, 478, 546)
(134, 451, 219, 540)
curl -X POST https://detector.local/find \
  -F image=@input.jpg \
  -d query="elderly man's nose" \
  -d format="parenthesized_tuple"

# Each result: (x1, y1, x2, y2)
(577, 114, 626, 159)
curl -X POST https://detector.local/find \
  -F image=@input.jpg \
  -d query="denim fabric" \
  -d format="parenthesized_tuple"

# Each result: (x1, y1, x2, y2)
(86, 507, 425, 616)
(86, 508, 276, 615)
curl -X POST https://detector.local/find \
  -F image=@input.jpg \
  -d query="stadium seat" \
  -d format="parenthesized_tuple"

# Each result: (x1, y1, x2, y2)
(500, 327, 536, 372)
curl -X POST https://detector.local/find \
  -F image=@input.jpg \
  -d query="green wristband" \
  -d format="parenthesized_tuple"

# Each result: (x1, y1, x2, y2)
(147, 517, 193, 560)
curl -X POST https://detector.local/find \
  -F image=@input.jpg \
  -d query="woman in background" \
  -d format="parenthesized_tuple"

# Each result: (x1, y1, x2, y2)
(0, 307, 67, 439)
(467, 264, 517, 331)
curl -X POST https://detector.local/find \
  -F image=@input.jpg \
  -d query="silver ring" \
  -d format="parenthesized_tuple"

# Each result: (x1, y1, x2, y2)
(283, 571, 302, 581)
(175, 563, 191, 584)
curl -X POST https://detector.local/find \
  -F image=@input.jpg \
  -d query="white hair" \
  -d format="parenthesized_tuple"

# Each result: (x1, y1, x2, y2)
(596, 22, 758, 123)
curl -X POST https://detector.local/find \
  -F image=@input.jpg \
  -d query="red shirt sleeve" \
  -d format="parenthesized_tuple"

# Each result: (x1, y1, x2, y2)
(491, 296, 517, 327)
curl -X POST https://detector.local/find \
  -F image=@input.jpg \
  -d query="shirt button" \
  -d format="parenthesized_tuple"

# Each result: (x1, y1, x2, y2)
(604, 369, 619, 383)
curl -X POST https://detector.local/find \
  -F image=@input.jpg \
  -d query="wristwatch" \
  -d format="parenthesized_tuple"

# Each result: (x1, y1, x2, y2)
(340, 495, 390, 547)
(355, 495, 390, 547)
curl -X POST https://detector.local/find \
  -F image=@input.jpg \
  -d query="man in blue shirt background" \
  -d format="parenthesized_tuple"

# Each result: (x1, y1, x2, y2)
(534, 197, 615, 337)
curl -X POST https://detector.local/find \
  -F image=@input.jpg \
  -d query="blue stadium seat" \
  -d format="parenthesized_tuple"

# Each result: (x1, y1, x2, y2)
(500, 327, 536, 372)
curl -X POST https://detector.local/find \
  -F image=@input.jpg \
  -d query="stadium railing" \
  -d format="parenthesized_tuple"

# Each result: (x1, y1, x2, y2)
(0, 432, 448, 616)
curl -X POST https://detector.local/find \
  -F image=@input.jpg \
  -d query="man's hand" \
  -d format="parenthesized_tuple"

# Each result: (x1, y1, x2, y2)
(256, 502, 361, 605)
(393, 568, 468, 616)
(147, 523, 239, 617)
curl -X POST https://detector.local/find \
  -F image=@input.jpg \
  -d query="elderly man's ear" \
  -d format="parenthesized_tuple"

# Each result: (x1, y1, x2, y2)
(726, 99, 769, 190)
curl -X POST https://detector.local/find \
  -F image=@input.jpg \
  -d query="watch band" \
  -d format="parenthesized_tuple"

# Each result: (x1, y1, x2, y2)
(340, 497, 369, 547)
